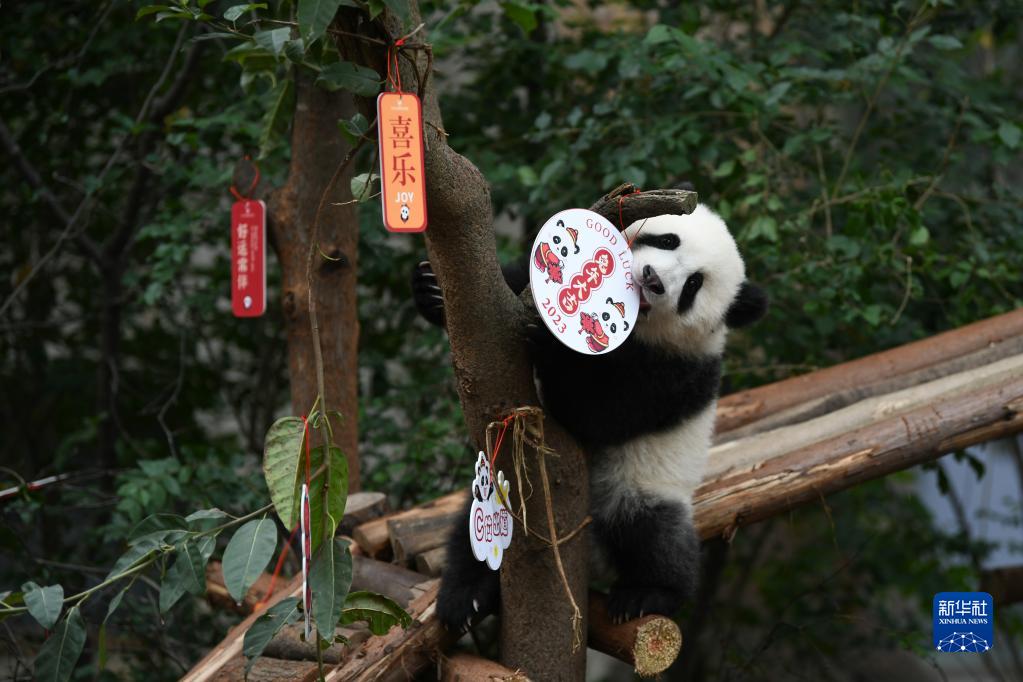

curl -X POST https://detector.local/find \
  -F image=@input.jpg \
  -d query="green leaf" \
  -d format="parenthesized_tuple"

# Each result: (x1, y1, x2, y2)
(129, 513, 188, 544)
(310, 539, 353, 640)
(998, 121, 1021, 149)
(263, 416, 307, 529)
(224, 3, 267, 22)
(305, 445, 349, 553)
(22, 582, 63, 630)
(159, 536, 216, 612)
(316, 61, 381, 97)
(284, 38, 306, 63)
(350, 173, 378, 201)
(928, 35, 963, 50)
(136, 5, 174, 20)
(186, 508, 229, 531)
(340, 591, 411, 635)
(500, 1, 535, 33)
(909, 226, 930, 246)
(106, 538, 161, 581)
(298, 0, 345, 46)
(243, 597, 301, 672)
(34, 607, 86, 682)
(644, 24, 677, 45)
(254, 28, 291, 57)
(339, 112, 370, 144)
(99, 585, 130, 672)
(222, 517, 277, 603)
(259, 77, 295, 159)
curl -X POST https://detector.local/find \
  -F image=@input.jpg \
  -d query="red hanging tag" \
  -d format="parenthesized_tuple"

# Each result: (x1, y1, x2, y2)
(377, 81, 427, 232)
(231, 198, 267, 317)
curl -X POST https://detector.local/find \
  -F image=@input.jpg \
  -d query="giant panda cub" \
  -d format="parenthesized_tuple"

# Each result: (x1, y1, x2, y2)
(411, 204, 768, 628)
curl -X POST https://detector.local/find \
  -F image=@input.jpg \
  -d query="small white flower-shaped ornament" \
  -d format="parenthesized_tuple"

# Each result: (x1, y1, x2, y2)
(468, 452, 514, 570)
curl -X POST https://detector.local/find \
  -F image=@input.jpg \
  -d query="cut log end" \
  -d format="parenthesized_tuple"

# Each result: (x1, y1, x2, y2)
(588, 592, 682, 677)
(632, 616, 683, 677)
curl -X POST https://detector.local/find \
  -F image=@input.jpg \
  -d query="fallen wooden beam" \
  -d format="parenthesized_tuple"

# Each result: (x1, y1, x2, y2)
(440, 654, 531, 681)
(588, 592, 682, 678)
(416, 546, 447, 577)
(338, 491, 390, 535)
(696, 374, 1023, 539)
(717, 335, 1023, 443)
(325, 581, 450, 682)
(353, 490, 467, 558)
(390, 510, 460, 563)
(716, 308, 1023, 432)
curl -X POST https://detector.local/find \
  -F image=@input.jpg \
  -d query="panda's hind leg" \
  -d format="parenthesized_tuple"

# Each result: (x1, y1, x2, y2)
(595, 495, 699, 622)
(436, 496, 501, 631)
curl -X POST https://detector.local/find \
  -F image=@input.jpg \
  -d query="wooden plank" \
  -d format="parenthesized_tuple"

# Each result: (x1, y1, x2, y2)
(706, 353, 1023, 481)
(696, 375, 1023, 539)
(389, 511, 460, 563)
(352, 490, 467, 558)
(338, 491, 389, 535)
(325, 581, 451, 682)
(415, 546, 447, 577)
(210, 655, 319, 682)
(716, 308, 1023, 432)
(441, 654, 531, 681)
(717, 336, 1023, 443)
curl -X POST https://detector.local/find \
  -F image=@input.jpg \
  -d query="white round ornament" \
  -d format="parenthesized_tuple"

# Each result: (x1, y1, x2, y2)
(468, 452, 513, 571)
(529, 208, 639, 354)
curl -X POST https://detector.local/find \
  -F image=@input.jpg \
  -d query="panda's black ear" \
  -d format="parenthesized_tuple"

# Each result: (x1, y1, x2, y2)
(726, 281, 768, 328)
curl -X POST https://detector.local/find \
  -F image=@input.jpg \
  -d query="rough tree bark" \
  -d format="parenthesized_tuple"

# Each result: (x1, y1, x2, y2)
(268, 71, 361, 486)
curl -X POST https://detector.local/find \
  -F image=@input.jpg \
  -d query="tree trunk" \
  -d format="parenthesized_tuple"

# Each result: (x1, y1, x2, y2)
(269, 72, 361, 488)
(332, 8, 590, 678)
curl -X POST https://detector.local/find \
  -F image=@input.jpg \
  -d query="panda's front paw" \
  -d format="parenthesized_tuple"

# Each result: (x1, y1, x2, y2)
(411, 260, 446, 328)
(436, 571, 500, 632)
(607, 585, 684, 623)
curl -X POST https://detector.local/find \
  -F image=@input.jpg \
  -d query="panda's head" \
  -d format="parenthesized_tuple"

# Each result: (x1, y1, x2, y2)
(624, 204, 767, 355)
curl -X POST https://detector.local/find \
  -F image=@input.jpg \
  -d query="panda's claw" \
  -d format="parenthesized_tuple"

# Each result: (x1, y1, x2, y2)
(472, 599, 479, 613)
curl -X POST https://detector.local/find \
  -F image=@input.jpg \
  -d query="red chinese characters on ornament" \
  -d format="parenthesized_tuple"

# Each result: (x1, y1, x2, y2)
(557, 247, 614, 316)
(231, 199, 266, 317)
(377, 92, 427, 232)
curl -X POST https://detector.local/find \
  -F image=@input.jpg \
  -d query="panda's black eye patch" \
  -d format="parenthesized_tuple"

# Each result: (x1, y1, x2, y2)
(677, 272, 704, 314)
(633, 233, 681, 251)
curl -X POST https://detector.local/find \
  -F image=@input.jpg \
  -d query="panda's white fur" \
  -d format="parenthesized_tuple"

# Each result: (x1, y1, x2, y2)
(625, 205, 747, 357)
(593, 205, 749, 513)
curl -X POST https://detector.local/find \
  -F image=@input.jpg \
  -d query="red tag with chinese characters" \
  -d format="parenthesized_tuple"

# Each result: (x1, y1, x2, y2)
(377, 92, 427, 232)
(231, 199, 266, 317)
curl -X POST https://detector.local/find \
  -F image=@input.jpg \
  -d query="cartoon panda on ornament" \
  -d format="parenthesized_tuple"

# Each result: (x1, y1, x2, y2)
(412, 202, 768, 629)
(400, 204, 411, 223)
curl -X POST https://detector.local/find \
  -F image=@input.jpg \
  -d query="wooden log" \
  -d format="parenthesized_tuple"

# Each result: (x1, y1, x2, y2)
(696, 374, 1023, 539)
(981, 565, 1023, 605)
(587, 592, 682, 678)
(339, 491, 389, 535)
(716, 308, 1023, 433)
(182, 574, 305, 682)
(351, 554, 432, 605)
(352, 490, 467, 558)
(205, 560, 277, 615)
(441, 654, 531, 681)
(262, 623, 370, 664)
(416, 546, 447, 577)
(707, 353, 1023, 481)
(325, 581, 453, 682)
(588, 182, 697, 229)
(717, 336, 1023, 443)
(210, 655, 319, 682)
(389, 510, 460, 563)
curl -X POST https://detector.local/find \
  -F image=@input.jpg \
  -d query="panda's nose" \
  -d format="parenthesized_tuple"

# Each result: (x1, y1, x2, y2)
(642, 265, 666, 295)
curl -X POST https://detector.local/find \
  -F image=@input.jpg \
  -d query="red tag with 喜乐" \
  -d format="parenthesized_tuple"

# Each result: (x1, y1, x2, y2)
(377, 91, 427, 232)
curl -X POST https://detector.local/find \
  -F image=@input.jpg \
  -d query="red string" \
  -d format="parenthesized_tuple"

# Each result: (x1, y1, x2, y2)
(617, 188, 645, 248)
(488, 415, 516, 474)
(386, 38, 405, 94)
(258, 522, 300, 609)
(229, 155, 260, 201)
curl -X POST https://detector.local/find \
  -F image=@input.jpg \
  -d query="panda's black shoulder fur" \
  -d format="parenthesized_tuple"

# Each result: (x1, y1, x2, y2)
(503, 255, 722, 450)
(527, 320, 721, 450)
